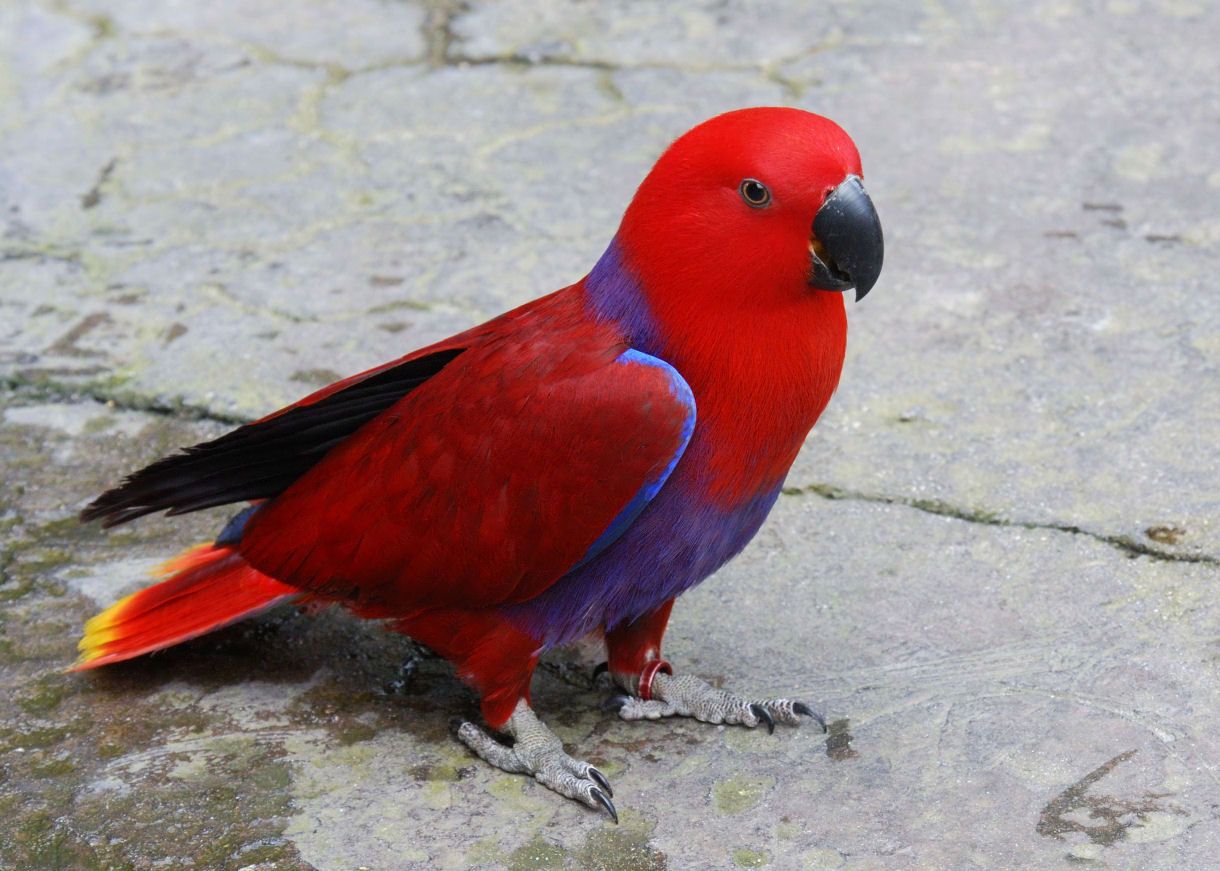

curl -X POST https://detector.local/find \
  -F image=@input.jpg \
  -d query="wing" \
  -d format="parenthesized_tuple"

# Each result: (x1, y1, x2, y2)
(80, 291, 571, 528)
(80, 347, 466, 527)
(237, 323, 696, 614)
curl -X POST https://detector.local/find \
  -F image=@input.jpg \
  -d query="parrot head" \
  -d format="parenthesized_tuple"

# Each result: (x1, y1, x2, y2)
(615, 107, 883, 315)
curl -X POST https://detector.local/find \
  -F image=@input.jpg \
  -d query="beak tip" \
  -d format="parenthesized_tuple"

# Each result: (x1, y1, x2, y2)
(853, 271, 880, 302)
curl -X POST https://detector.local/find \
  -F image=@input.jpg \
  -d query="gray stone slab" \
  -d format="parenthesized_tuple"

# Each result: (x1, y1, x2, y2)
(67, 0, 428, 69)
(449, 0, 819, 69)
(2, 0, 1219, 868)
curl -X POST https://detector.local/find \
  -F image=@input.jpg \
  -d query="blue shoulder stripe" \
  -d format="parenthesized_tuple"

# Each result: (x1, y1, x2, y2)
(572, 349, 696, 570)
(215, 504, 260, 546)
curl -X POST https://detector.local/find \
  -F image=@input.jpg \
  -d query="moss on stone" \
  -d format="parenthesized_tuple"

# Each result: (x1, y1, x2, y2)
(731, 847, 771, 867)
(507, 833, 571, 870)
(712, 775, 775, 815)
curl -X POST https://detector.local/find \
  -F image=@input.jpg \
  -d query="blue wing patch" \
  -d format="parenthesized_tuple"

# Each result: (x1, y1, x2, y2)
(215, 504, 260, 546)
(571, 348, 696, 570)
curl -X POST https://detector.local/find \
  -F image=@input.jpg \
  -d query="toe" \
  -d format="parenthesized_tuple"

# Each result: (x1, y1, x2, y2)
(793, 701, 829, 732)
(620, 672, 826, 734)
(588, 766, 614, 797)
(749, 703, 776, 734)
(616, 697, 677, 721)
(754, 699, 828, 729)
(602, 694, 631, 714)
(557, 754, 614, 799)
(590, 786, 618, 824)
(457, 721, 531, 774)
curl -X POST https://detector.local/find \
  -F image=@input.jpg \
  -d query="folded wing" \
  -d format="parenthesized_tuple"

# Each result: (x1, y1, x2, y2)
(237, 331, 696, 613)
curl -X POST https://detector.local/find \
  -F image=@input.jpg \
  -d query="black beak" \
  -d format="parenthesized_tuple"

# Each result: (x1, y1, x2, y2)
(808, 175, 884, 301)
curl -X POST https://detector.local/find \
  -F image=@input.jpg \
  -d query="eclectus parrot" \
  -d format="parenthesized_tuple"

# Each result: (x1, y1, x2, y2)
(76, 107, 883, 821)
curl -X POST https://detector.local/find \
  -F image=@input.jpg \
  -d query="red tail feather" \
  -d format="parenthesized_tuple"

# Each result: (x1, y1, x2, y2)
(73, 544, 300, 670)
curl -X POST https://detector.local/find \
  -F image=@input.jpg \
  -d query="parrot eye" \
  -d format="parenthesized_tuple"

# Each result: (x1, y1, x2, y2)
(739, 178, 771, 208)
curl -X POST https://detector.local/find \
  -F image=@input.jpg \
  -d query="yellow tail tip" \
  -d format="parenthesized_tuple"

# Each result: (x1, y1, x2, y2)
(73, 542, 218, 666)
(69, 651, 104, 672)
(74, 587, 142, 664)
(70, 541, 257, 673)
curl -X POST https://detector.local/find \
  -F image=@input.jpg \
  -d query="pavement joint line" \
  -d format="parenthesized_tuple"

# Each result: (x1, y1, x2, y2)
(0, 247, 82, 266)
(782, 483, 1220, 567)
(448, 52, 800, 82)
(448, 52, 772, 78)
(435, 51, 810, 100)
(1, 375, 248, 426)
(241, 42, 427, 80)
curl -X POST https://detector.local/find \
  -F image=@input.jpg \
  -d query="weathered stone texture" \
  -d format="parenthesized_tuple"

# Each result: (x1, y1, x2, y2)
(2, 1, 1217, 868)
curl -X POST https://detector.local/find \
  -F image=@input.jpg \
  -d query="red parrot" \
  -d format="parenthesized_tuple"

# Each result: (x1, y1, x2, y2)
(76, 107, 883, 820)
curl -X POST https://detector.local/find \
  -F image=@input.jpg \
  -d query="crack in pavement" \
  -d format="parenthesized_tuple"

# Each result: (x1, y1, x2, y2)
(1, 374, 247, 426)
(781, 483, 1219, 567)
(447, 51, 790, 81)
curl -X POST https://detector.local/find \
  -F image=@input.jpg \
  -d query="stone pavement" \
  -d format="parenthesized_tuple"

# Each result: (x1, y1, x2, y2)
(2, 1, 1218, 868)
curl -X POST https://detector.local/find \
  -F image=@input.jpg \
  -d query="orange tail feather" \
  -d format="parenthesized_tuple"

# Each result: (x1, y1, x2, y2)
(73, 543, 300, 670)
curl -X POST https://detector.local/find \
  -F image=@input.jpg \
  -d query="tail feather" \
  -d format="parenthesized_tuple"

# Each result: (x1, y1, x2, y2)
(74, 543, 300, 670)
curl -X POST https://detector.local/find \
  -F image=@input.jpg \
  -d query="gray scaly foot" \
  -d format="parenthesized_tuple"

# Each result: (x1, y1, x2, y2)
(457, 699, 617, 822)
(609, 672, 827, 734)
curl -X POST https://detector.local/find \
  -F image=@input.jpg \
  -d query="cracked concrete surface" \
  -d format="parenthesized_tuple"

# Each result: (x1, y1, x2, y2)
(1, 1, 1218, 868)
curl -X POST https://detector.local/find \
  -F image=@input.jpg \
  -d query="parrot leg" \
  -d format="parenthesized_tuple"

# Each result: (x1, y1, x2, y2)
(603, 599, 826, 733)
(457, 699, 618, 822)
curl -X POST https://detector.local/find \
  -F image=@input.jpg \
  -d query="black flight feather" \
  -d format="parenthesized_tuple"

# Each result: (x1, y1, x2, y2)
(80, 347, 465, 528)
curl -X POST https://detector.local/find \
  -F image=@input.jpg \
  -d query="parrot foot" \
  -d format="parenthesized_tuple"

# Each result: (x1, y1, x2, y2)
(609, 672, 827, 734)
(457, 700, 617, 823)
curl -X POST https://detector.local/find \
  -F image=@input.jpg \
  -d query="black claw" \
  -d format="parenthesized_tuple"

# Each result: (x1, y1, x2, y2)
(590, 787, 619, 824)
(793, 702, 828, 733)
(601, 694, 631, 713)
(750, 703, 775, 735)
(588, 766, 613, 798)
(592, 661, 609, 680)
